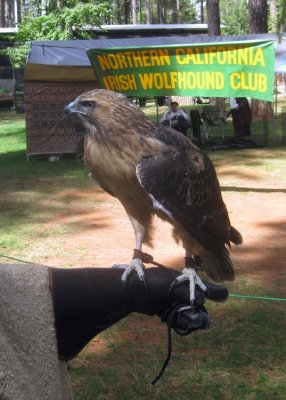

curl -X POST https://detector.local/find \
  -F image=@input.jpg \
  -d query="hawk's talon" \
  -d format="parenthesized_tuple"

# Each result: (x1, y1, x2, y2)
(112, 259, 146, 286)
(169, 268, 207, 304)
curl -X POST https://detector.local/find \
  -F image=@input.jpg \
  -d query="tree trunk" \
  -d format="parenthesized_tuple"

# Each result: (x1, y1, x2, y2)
(251, 99, 274, 120)
(0, 0, 4, 26)
(162, 1, 167, 23)
(131, 0, 137, 24)
(268, 0, 277, 32)
(157, 0, 163, 23)
(16, 0, 21, 22)
(124, 0, 131, 24)
(200, 0, 205, 22)
(173, 0, 179, 23)
(277, 0, 286, 32)
(3, 0, 16, 27)
(115, 0, 123, 24)
(206, 0, 222, 109)
(249, 0, 273, 121)
(249, 0, 268, 33)
(146, 0, 152, 24)
(206, 0, 221, 36)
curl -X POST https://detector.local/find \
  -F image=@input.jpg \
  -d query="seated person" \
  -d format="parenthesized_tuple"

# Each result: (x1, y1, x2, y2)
(160, 100, 190, 136)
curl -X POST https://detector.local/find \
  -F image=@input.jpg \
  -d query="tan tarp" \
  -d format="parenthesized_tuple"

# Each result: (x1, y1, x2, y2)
(0, 263, 72, 400)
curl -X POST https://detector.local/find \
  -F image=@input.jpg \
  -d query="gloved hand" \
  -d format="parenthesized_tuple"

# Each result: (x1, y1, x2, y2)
(127, 266, 228, 334)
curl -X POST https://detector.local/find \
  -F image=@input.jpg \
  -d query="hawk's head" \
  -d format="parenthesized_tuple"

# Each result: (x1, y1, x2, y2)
(64, 89, 127, 124)
(64, 89, 153, 133)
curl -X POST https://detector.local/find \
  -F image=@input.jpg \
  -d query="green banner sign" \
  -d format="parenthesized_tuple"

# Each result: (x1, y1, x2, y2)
(87, 40, 275, 101)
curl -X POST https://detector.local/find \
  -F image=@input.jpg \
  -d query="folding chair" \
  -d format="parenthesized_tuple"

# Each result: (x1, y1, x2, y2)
(190, 110, 208, 146)
(200, 111, 226, 139)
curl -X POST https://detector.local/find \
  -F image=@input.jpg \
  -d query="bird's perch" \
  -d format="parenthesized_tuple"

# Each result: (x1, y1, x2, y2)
(0, 263, 228, 399)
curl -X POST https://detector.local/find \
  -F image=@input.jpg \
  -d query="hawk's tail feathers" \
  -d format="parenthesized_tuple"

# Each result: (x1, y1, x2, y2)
(230, 226, 243, 245)
(200, 247, 235, 283)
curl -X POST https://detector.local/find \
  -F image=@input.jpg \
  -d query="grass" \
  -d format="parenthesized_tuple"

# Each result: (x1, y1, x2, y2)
(1, 110, 286, 399)
(0, 117, 94, 261)
(69, 302, 286, 400)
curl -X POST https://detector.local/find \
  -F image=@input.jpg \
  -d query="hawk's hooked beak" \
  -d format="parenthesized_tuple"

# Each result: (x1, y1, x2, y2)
(63, 101, 88, 119)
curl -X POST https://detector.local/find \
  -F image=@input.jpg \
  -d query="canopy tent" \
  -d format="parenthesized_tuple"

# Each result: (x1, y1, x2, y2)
(24, 32, 286, 157)
(25, 33, 286, 76)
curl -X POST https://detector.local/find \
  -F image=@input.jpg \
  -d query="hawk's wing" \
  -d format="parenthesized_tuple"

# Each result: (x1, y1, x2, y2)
(136, 141, 237, 281)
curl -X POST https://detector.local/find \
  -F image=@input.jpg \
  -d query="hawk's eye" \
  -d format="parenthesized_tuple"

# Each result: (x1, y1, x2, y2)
(80, 100, 96, 109)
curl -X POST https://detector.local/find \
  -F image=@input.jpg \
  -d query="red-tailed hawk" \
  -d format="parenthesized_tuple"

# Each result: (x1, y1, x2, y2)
(64, 89, 242, 302)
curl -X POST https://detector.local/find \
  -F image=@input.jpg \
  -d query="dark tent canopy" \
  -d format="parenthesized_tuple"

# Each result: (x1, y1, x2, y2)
(25, 32, 286, 77)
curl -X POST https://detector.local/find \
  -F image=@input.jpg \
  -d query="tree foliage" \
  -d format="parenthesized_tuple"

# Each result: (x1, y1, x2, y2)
(17, 4, 111, 41)
(4, 0, 286, 67)
(6, 1, 112, 66)
(277, 0, 286, 33)
(221, 0, 249, 35)
(126, 0, 198, 24)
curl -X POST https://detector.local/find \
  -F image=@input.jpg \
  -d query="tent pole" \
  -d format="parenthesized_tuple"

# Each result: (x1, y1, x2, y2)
(275, 74, 278, 115)
(156, 98, 159, 123)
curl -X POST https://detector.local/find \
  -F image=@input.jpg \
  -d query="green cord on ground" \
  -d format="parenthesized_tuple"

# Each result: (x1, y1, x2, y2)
(229, 294, 286, 302)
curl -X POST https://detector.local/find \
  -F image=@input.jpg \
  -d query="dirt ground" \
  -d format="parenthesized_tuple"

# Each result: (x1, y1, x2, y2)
(43, 164, 286, 292)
